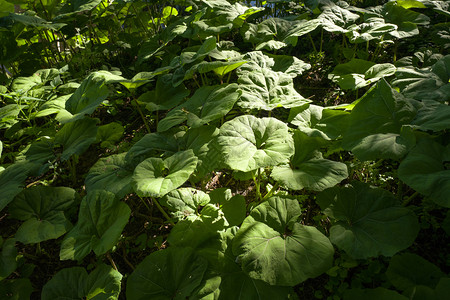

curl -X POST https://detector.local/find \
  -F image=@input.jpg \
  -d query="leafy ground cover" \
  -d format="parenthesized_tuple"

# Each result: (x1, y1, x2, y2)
(1, 0, 449, 299)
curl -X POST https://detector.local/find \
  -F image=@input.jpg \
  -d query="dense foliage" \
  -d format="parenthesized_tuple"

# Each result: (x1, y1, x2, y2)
(1, 0, 449, 299)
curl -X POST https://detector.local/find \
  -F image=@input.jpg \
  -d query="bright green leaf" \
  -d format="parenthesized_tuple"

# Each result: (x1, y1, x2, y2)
(214, 115, 294, 172)
(233, 196, 334, 286)
(132, 150, 198, 197)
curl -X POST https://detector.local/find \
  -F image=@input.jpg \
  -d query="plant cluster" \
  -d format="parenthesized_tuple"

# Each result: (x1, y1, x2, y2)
(1, 0, 449, 299)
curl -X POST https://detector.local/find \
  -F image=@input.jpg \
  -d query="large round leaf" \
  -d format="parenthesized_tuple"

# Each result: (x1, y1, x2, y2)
(9, 186, 78, 244)
(85, 152, 136, 199)
(232, 196, 334, 286)
(317, 182, 419, 259)
(127, 247, 208, 300)
(0, 239, 17, 281)
(160, 188, 210, 221)
(342, 79, 417, 161)
(0, 162, 31, 212)
(386, 253, 445, 294)
(271, 131, 348, 191)
(60, 190, 131, 261)
(215, 115, 294, 172)
(157, 84, 241, 132)
(288, 104, 349, 140)
(132, 150, 198, 197)
(54, 117, 98, 161)
(398, 138, 450, 207)
(41, 264, 122, 300)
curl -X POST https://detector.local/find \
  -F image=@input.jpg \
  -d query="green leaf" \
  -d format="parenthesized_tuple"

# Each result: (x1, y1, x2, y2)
(242, 18, 320, 50)
(127, 247, 208, 300)
(85, 153, 135, 199)
(318, 4, 360, 33)
(342, 79, 417, 161)
(9, 186, 77, 244)
(180, 125, 221, 181)
(0, 104, 21, 129)
(237, 66, 309, 110)
(232, 196, 334, 286)
(6, 13, 65, 31)
(125, 131, 180, 161)
(328, 59, 396, 90)
(96, 122, 124, 148)
(411, 100, 450, 131)
(392, 54, 450, 102)
(54, 117, 98, 161)
(209, 188, 246, 226)
(346, 18, 398, 43)
(160, 188, 210, 221)
(0, 239, 17, 281)
(55, 0, 103, 19)
(0, 278, 33, 300)
(168, 204, 228, 249)
(62, 72, 117, 123)
(60, 190, 131, 261)
(365, 2, 429, 39)
(215, 115, 294, 172)
(157, 84, 241, 132)
(289, 104, 350, 140)
(138, 74, 189, 112)
(317, 181, 419, 259)
(41, 264, 122, 300)
(386, 253, 445, 293)
(272, 131, 348, 191)
(398, 138, 450, 207)
(132, 150, 198, 198)
(0, 162, 31, 212)
(344, 287, 407, 300)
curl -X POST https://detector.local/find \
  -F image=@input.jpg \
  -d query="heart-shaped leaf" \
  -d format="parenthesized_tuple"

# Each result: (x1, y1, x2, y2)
(0, 162, 32, 212)
(138, 74, 189, 112)
(342, 79, 417, 161)
(398, 138, 450, 207)
(386, 253, 445, 293)
(127, 247, 208, 300)
(232, 196, 334, 286)
(85, 153, 136, 199)
(214, 115, 294, 172)
(41, 264, 122, 300)
(60, 190, 131, 261)
(289, 104, 350, 140)
(272, 131, 348, 191)
(209, 188, 246, 226)
(0, 239, 17, 281)
(317, 181, 419, 259)
(9, 186, 77, 244)
(132, 150, 198, 197)
(237, 67, 308, 110)
(54, 117, 98, 161)
(328, 59, 396, 90)
(157, 84, 241, 132)
(392, 54, 450, 102)
(160, 188, 210, 221)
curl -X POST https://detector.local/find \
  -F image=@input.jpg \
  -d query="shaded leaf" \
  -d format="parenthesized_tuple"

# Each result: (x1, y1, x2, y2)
(317, 181, 419, 259)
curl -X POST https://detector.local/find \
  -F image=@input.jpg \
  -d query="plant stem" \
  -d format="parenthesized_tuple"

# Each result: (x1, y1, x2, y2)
(151, 197, 175, 225)
(308, 34, 317, 53)
(262, 182, 279, 201)
(133, 98, 151, 133)
(106, 252, 118, 271)
(252, 169, 263, 202)
(138, 195, 152, 213)
(402, 191, 419, 207)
